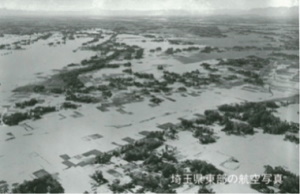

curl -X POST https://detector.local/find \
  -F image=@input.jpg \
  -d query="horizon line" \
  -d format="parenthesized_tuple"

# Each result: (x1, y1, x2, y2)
(0, 5, 298, 12)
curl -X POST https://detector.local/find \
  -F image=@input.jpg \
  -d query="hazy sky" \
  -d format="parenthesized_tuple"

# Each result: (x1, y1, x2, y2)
(0, 0, 298, 11)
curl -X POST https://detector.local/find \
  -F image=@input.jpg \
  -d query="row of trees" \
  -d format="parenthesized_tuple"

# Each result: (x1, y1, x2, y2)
(284, 133, 299, 144)
(3, 106, 56, 125)
(201, 46, 220, 53)
(218, 56, 269, 69)
(61, 102, 80, 109)
(201, 63, 218, 72)
(15, 98, 39, 109)
(65, 93, 99, 103)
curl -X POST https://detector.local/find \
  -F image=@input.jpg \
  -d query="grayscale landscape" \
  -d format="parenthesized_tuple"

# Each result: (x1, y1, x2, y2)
(0, 0, 299, 193)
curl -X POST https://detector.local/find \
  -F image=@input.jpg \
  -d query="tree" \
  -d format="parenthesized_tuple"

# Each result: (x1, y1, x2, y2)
(109, 179, 134, 193)
(199, 135, 216, 144)
(162, 164, 177, 178)
(146, 131, 165, 141)
(204, 110, 222, 124)
(198, 186, 214, 193)
(15, 98, 38, 108)
(193, 126, 214, 137)
(33, 85, 45, 93)
(165, 48, 174, 55)
(284, 134, 299, 144)
(162, 151, 177, 163)
(157, 65, 164, 70)
(90, 171, 108, 185)
(222, 120, 254, 135)
(177, 87, 187, 92)
(50, 88, 64, 94)
(144, 153, 162, 165)
(61, 102, 79, 109)
(150, 97, 163, 105)
(95, 153, 112, 164)
(280, 176, 299, 193)
(181, 119, 194, 129)
(102, 90, 113, 98)
(135, 49, 144, 59)
(124, 62, 132, 67)
(3, 112, 29, 126)
(0, 182, 9, 193)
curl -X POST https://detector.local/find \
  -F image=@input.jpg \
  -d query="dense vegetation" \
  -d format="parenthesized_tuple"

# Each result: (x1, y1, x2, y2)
(218, 102, 298, 135)
(15, 98, 39, 109)
(122, 138, 164, 161)
(108, 179, 134, 193)
(193, 126, 217, 144)
(176, 101, 298, 143)
(61, 102, 80, 109)
(222, 120, 254, 135)
(251, 165, 299, 193)
(218, 56, 269, 69)
(182, 160, 224, 178)
(66, 92, 99, 103)
(3, 106, 56, 125)
(217, 57, 268, 85)
(198, 186, 215, 193)
(90, 171, 108, 186)
(130, 173, 176, 193)
(284, 133, 299, 144)
(12, 175, 64, 193)
(95, 153, 112, 164)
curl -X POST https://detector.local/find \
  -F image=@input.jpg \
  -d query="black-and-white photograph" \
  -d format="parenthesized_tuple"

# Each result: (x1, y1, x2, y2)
(0, 0, 299, 193)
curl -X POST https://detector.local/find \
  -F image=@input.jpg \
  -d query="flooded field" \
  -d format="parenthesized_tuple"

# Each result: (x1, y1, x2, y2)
(0, 34, 99, 107)
(0, 9, 299, 194)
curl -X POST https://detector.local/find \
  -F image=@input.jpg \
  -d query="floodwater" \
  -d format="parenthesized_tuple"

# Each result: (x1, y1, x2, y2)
(275, 104, 299, 123)
(0, 34, 96, 107)
(0, 31, 298, 193)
